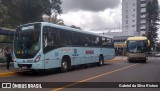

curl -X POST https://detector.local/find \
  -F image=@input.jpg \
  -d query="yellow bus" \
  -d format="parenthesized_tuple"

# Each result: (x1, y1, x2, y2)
(125, 36, 150, 62)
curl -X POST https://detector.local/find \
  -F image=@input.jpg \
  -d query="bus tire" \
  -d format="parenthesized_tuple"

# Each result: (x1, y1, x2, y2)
(128, 60, 132, 63)
(61, 58, 69, 72)
(98, 55, 104, 66)
(143, 60, 147, 63)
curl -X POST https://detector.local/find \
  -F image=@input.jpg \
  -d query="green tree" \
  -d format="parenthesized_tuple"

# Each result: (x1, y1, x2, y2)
(0, 2, 8, 27)
(146, 0, 159, 50)
(51, 0, 62, 14)
(1, 0, 63, 28)
(43, 14, 65, 25)
(44, 0, 63, 25)
(0, 35, 12, 42)
(21, 0, 44, 23)
(70, 25, 81, 30)
(1, 0, 23, 28)
(0, 35, 5, 42)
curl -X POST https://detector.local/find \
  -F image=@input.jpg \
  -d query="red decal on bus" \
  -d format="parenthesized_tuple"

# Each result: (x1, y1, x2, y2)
(86, 50, 94, 54)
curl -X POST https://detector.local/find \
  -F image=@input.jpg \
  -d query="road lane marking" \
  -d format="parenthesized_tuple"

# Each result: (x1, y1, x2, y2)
(52, 64, 137, 91)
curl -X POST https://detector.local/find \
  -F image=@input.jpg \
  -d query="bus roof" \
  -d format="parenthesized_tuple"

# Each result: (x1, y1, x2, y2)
(127, 36, 147, 41)
(18, 22, 113, 38)
(43, 22, 113, 38)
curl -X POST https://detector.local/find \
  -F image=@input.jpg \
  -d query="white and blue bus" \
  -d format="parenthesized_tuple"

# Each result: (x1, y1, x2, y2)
(13, 22, 115, 72)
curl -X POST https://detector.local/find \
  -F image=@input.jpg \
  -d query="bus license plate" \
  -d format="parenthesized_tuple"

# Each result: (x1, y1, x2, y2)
(22, 66, 27, 69)
(27, 60, 33, 63)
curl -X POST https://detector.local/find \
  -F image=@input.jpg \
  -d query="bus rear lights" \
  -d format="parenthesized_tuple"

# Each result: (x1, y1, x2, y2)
(34, 55, 41, 62)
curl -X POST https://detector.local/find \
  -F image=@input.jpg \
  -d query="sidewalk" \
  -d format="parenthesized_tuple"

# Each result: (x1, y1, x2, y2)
(0, 62, 20, 77)
(0, 62, 16, 72)
(115, 56, 127, 60)
(110, 56, 127, 61)
(0, 57, 14, 71)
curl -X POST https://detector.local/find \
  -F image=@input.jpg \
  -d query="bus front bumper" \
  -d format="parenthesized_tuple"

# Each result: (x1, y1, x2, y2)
(128, 57, 147, 61)
(127, 53, 148, 61)
(14, 61, 45, 70)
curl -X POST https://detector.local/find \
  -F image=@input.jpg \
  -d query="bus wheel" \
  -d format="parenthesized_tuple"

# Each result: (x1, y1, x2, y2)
(143, 60, 147, 63)
(128, 60, 132, 63)
(61, 58, 69, 72)
(98, 56, 104, 66)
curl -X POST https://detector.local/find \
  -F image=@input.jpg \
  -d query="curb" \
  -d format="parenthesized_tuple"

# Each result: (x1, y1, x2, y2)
(106, 58, 122, 62)
(0, 69, 24, 77)
(0, 62, 17, 77)
(0, 71, 17, 77)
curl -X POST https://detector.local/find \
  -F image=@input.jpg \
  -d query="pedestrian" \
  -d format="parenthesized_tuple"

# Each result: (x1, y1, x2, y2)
(5, 47, 12, 70)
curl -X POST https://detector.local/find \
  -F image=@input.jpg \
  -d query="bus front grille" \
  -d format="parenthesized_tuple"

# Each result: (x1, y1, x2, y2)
(18, 64, 32, 69)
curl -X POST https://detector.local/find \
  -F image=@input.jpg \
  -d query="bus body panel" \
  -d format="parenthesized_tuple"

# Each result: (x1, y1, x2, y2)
(127, 52, 148, 61)
(44, 50, 61, 69)
(102, 48, 115, 60)
(14, 47, 115, 70)
(14, 51, 45, 69)
(125, 36, 149, 62)
(71, 47, 85, 65)
(43, 47, 115, 69)
(14, 59, 45, 69)
(14, 22, 115, 70)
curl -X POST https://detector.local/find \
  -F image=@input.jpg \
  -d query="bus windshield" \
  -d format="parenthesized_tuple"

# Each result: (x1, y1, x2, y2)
(14, 24, 41, 58)
(128, 40, 147, 53)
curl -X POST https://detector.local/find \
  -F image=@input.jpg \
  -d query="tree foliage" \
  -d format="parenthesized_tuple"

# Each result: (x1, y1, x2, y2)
(21, 0, 44, 23)
(43, 14, 65, 25)
(146, 0, 159, 49)
(70, 25, 81, 30)
(0, 3, 8, 26)
(0, 0, 62, 28)
(51, 0, 62, 15)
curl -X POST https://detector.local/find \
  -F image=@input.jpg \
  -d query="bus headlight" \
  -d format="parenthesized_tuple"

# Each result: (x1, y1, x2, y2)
(13, 58, 16, 62)
(34, 55, 41, 62)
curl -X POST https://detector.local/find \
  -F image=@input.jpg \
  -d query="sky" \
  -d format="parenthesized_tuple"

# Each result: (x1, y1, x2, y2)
(59, 0, 160, 39)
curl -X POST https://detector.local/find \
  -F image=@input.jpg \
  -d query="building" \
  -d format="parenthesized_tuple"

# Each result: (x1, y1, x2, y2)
(0, 27, 15, 58)
(113, 36, 130, 55)
(102, 0, 152, 37)
(99, 0, 153, 55)
(122, 0, 152, 36)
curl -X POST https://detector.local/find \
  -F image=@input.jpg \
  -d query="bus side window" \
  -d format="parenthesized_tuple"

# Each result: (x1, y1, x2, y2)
(60, 30, 72, 46)
(101, 37, 108, 47)
(97, 37, 102, 46)
(84, 35, 90, 46)
(93, 37, 99, 46)
(47, 32, 56, 46)
(107, 38, 113, 48)
(43, 26, 57, 53)
(44, 32, 56, 47)
(44, 32, 48, 47)
(73, 32, 85, 46)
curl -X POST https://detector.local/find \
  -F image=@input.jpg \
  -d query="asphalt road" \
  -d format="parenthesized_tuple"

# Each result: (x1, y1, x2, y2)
(0, 57, 160, 91)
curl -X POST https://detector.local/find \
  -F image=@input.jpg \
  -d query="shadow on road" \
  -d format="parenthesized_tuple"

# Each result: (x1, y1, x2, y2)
(128, 61, 148, 64)
(16, 64, 111, 77)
